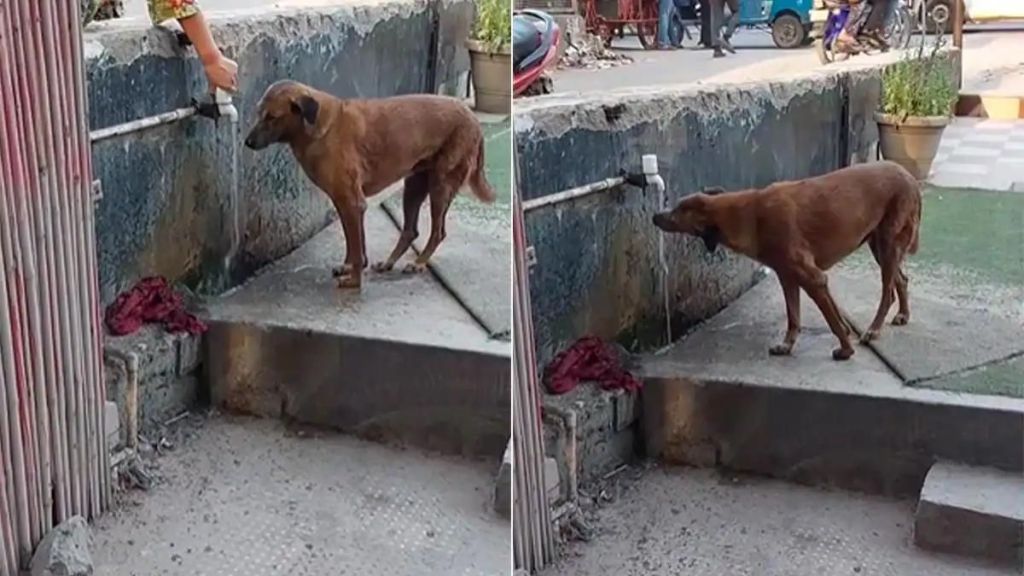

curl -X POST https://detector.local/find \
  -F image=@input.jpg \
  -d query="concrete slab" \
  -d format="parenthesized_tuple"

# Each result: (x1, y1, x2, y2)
(544, 465, 1017, 576)
(203, 207, 510, 457)
(92, 416, 509, 575)
(381, 118, 512, 340)
(830, 271, 1024, 385)
(915, 462, 1024, 567)
(639, 277, 1024, 496)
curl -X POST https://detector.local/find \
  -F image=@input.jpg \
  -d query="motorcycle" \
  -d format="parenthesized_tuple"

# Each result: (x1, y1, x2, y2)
(513, 9, 561, 97)
(815, 0, 913, 65)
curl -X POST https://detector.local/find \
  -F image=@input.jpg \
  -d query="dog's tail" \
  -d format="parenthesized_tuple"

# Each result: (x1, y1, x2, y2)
(908, 185, 922, 255)
(468, 137, 497, 204)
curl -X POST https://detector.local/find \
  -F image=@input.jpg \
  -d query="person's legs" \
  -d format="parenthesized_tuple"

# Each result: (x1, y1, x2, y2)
(658, 0, 674, 47)
(720, 0, 739, 52)
(710, 0, 726, 57)
(839, 2, 867, 50)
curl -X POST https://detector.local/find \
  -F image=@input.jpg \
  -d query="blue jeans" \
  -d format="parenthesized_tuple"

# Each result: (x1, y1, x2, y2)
(658, 0, 674, 46)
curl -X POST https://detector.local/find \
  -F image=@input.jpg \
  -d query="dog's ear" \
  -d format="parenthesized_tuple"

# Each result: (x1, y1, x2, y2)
(702, 186, 726, 196)
(700, 225, 720, 253)
(291, 95, 319, 126)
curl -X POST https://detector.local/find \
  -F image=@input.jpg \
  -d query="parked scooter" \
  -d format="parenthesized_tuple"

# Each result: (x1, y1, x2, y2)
(513, 9, 561, 97)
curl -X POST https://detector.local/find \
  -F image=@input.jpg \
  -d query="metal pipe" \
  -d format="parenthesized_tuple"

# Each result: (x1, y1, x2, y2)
(952, 0, 963, 49)
(89, 106, 198, 143)
(522, 175, 627, 212)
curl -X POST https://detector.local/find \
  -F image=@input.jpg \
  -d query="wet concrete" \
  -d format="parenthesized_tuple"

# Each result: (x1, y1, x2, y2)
(85, 0, 473, 303)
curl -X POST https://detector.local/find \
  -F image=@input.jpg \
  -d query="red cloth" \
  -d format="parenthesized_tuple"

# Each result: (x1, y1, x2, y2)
(105, 276, 207, 336)
(543, 336, 641, 395)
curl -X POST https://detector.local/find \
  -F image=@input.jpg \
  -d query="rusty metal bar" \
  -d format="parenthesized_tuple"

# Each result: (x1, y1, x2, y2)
(952, 0, 963, 49)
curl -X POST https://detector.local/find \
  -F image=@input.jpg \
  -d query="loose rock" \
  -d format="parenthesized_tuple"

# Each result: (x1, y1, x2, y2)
(30, 516, 94, 576)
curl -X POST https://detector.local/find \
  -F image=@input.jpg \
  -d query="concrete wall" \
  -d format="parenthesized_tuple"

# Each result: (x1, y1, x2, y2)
(514, 52, 961, 368)
(84, 0, 473, 304)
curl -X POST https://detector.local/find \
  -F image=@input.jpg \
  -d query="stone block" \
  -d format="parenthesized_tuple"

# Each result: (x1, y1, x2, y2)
(914, 461, 1024, 567)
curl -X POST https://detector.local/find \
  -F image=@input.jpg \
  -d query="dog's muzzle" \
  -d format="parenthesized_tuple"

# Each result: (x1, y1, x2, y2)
(652, 212, 671, 231)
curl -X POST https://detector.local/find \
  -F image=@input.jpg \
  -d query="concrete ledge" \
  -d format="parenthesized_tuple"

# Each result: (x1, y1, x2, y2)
(914, 462, 1024, 567)
(203, 209, 510, 458)
(639, 278, 1024, 497)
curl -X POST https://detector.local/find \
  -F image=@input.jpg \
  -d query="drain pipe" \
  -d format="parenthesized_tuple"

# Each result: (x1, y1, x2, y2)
(103, 348, 139, 452)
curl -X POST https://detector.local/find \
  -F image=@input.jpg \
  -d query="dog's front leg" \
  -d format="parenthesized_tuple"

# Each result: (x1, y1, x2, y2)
(332, 191, 367, 290)
(769, 273, 801, 356)
(796, 265, 855, 361)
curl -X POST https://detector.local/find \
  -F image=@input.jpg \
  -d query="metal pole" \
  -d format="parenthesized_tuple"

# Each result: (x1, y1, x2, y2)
(952, 0, 963, 49)
(521, 176, 628, 212)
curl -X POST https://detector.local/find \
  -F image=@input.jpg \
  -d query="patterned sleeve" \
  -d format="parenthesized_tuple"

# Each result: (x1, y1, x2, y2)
(148, 0, 201, 24)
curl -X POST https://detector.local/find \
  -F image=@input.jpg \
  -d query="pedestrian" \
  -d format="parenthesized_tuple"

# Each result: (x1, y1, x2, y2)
(656, 0, 678, 49)
(709, 0, 739, 58)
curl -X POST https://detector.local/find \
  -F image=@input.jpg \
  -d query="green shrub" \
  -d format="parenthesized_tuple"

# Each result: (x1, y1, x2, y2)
(881, 37, 958, 119)
(473, 0, 511, 52)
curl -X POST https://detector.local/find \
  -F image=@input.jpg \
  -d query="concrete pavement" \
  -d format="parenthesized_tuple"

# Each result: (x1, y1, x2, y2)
(552, 26, 1024, 94)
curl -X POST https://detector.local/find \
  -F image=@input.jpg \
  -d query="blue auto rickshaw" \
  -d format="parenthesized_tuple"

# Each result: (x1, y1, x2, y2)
(670, 0, 814, 49)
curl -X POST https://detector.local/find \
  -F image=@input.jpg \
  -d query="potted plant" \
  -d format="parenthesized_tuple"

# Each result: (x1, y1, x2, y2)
(466, 0, 511, 114)
(875, 36, 959, 180)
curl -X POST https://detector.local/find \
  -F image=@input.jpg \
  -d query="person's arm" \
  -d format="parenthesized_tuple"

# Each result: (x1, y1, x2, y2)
(179, 11, 238, 92)
(148, 0, 238, 93)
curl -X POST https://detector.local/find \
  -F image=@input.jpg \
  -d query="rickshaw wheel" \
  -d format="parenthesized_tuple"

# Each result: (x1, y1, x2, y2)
(636, 21, 659, 49)
(771, 14, 806, 49)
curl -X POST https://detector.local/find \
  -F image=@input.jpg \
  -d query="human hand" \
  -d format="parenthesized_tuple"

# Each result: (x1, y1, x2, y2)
(203, 53, 238, 93)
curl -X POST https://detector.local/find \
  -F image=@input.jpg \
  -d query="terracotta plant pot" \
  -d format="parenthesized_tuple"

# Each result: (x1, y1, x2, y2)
(466, 40, 511, 115)
(874, 112, 950, 180)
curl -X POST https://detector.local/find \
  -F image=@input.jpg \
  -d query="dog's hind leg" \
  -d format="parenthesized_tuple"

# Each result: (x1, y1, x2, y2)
(403, 167, 463, 274)
(374, 172, 429, 272)
(892, 268, 910, 325)
(862, 245, 904, 342)
(769, 273, 801, 356)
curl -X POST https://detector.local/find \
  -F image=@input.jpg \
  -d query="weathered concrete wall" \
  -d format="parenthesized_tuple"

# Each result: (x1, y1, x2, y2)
(85, 0, 473, 304)
(514, 51, 961, 368)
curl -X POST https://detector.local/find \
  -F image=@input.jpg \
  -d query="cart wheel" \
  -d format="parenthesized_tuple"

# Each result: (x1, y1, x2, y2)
(772, 14, 806, 49)
(637, 21, 659, 49)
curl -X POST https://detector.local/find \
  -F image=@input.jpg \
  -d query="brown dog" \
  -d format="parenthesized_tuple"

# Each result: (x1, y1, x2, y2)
(652, 161, 921, 360)
(244, 80, 495, 289)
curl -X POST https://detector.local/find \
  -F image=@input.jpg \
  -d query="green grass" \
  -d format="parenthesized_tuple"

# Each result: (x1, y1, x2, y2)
(914, 187, 1024, 287)
(921, 356, 1024, 399)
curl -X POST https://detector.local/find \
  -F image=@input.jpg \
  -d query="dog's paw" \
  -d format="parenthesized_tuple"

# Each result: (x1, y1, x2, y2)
(859, 330, 880, 344)
(768, 344, 793, 356)
(331, 264, 351, 277)
(832, 347, 855, 361)
(336, 275, 361, 290)
(891, 313, 909, 326)
(371, 261, 394, 273)
(402, 262, 427, 275)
